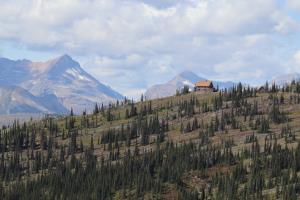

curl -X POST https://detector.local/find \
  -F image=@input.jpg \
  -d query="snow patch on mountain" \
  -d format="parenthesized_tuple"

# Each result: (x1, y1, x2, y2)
(0, 55, 124, 114)
(182, 80, 194, 87)
(145, 71, 235, 100)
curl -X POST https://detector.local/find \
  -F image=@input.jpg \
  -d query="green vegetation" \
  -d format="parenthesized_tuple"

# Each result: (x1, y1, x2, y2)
(2, 82, 300, 199)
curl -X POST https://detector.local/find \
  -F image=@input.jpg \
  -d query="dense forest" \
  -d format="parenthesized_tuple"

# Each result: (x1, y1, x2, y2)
(2, 82, 300, 199)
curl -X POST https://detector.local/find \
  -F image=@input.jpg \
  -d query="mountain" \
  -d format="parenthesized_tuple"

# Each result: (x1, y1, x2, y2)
(145, 71, 235, 99)
(0, 55, 123, 114)
(0, 85, 67, 114)
(272, 73, 300, 85)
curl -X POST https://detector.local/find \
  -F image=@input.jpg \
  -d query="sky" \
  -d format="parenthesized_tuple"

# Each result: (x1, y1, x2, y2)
(0, 0, 300, 98)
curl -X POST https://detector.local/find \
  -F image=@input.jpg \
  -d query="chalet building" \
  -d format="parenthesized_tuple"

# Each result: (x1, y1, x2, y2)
(194, 80, 216, 92)
(258, 86, 267, 93)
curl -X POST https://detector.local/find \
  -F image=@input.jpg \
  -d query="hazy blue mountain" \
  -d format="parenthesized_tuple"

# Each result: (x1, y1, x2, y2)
(271, 73, 300, 86)
(0, 85, 67, 114)
(0, 55, 123, 114)
(145, 71, 235, 99)
(0, 58, 32, 85)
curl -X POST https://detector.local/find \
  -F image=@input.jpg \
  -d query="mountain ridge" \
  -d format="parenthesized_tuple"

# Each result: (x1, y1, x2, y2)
(0, 55, 123, 114)
(0, 85, 67, 114)
(272, 73, 300, 85)
(145, 70, 235, 99)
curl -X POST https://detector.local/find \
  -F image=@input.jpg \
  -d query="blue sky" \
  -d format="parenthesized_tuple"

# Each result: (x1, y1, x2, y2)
(0, 0, 300, 98)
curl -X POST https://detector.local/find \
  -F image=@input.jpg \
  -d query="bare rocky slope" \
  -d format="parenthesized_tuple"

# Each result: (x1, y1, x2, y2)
(0, 55, 123, 114)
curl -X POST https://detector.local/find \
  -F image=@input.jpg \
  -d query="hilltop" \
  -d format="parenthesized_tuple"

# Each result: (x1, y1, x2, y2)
(145, 71, 235, 99)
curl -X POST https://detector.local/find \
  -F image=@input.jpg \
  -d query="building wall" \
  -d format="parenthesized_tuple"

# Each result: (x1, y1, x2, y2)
(194, 87, 214, 92)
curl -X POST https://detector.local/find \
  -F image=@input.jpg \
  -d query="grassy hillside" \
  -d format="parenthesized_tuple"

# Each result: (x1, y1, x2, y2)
(2, 83, 300, 199)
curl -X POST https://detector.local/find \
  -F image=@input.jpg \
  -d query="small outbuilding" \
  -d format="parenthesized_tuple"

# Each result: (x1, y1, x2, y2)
(194, 80, 216, 92)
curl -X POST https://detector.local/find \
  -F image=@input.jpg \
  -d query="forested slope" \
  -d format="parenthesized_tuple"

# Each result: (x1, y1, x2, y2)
(2, 83, 300, 199)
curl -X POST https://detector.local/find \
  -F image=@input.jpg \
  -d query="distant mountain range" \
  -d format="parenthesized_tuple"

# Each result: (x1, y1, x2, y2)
(0, 55, 123, 114)
(0, 85, 68, 114)
(271, 73, 300, 85)
(2, 54, 299, 116)
(145, 71, 235, 99)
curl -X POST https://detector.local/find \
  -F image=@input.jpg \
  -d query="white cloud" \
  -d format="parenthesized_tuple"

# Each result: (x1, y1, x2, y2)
(146, 55, 173, 74)
(294, 51, 300, 65)
(0, 0, 286, 53)
(287, 0, 300, 11)
(272, 10, 299, 34)
(244, 34, 268, 47)
(89, 54, 144, 69)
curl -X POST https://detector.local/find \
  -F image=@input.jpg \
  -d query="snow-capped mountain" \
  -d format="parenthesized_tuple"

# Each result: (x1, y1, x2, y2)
(272, 73, 300, 86)
(145, 71, 235, 99)
(0, 55, 123, 114)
